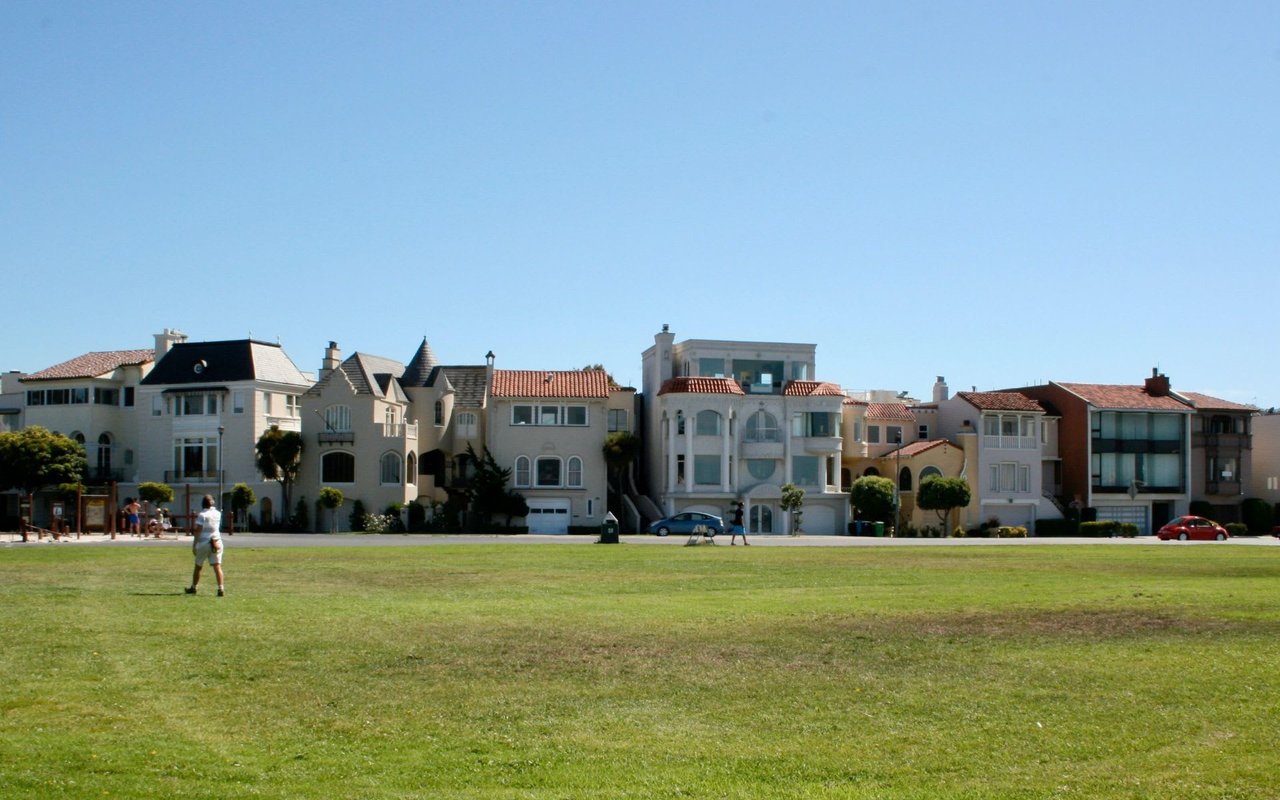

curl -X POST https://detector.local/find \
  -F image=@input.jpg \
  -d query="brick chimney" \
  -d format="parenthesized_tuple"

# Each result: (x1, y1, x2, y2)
(1144, 368, 1170, 397)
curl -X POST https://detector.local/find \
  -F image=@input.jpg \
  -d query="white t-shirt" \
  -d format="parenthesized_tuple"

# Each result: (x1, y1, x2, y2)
(194, 507, 222, 544)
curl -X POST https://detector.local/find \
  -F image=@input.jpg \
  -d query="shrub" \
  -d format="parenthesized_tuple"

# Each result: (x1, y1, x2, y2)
(1079, 521, 1120, 538)
(1226, 523, 1248, 537)
(1241, 498, 1272, 533)
(407, 501, 427, 531)
(349, 499, 367, 531)
(952, 526, 966, 538)
(995, 526, 1028, 538)
(362, 513, 397, 534)
(292, 496, 309, 532)
(1118, 523, 1140, 538)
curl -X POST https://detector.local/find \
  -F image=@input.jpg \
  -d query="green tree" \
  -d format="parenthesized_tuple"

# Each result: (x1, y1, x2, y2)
(850, 475, 895, 522)
(464, 444, 518, 530)
(602, 431, 641, 507)
(581, 364, 620, 388)
(318, 487, 344, 533)
(916, 475, 971, 532)
(230, 483, 256, 530)
(780, 482, 805, 534)
(137, 482, 175, 508)
(0, 427, 87, 495)
(255, 426, 303, 524)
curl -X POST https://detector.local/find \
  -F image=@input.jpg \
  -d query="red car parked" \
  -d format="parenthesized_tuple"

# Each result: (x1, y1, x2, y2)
(1156, 516, 1229, 541)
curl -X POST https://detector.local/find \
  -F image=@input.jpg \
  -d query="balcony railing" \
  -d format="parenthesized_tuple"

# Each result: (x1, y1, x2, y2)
(983, 435, 1037, 450)
(319, 431, 355, 444)
(382, 422, 418, 438)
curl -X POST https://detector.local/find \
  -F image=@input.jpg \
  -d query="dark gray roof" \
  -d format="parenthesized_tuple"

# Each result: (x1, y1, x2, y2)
(308, 352, 407, 402)
(425, 366, 488, 407)
(401, 339, 440, 387)
(142, 340, 310, 387)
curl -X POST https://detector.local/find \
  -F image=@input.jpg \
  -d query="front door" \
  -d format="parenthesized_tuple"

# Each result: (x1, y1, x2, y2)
(750, 504, 773, 534)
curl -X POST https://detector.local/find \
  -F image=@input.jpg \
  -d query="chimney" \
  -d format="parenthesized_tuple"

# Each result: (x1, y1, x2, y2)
(154, 328, 187, 358)
(932, 375, 949, 403)
(485, 350, 496, 385)
(656, 325, 675, 382)
(320, 341, 341, 380)
(1144, 368, 1170, 397)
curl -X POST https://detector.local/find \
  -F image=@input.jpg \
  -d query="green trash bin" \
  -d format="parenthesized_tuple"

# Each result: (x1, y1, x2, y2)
(873, 521, 885, 537)
(599, 513, 619, 544)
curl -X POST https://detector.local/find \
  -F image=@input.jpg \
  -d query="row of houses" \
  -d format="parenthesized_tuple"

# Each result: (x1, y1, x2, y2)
(2, 325, 1273, 535)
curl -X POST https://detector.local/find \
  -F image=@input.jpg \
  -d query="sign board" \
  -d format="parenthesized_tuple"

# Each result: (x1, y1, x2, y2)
(85, 499, 107, 530)
(52, 502, 64, 518)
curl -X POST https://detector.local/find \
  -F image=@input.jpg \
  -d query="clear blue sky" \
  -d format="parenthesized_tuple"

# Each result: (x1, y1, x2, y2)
(3, 2, 1277, 406)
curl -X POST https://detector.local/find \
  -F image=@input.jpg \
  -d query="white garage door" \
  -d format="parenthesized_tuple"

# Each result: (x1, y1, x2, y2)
(526, 500, 570, 534)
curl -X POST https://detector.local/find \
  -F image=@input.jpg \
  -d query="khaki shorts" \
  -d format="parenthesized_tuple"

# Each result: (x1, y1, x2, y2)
(194, 538, 223, 566)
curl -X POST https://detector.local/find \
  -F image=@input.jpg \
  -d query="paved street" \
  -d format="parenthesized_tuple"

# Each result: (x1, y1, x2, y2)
(5, 531, 1279, 548)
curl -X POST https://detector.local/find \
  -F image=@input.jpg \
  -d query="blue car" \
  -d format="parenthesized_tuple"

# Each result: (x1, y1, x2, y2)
(648, 512, 724, 537)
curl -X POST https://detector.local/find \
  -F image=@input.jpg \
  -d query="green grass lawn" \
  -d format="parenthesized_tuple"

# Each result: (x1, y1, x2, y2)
(1, 542, 1277, 799)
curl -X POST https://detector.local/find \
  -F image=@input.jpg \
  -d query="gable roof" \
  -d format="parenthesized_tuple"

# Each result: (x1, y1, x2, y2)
(888, 439, 954, 458)
(783, 380, 845, 397)
(1054, 382, 1190, 412)
(957, 391, 1046, 413)
(491, 369, 610, 399)
(24, 349, 154, 381)
(1178, 392, 1257, 413)
(658, 377, 745, 396)
(142, 340, 310, 387)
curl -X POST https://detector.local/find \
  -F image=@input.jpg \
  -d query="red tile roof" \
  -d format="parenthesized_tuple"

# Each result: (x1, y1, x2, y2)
(1056, 383, 1190, 411)
(657, 377, 745, 396)
(957, 391, 1045, 413)
(890, 439, 953, 458)
(783, 380, 845, 397)
(24, 349, 154, 381)
(1178, 392, 1257, 412)
(491, 369, 610, 398)
(865, 402, 914, 420)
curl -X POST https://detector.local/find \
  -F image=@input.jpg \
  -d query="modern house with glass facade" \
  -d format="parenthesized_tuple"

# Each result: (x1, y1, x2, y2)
(640, 325, 848, 534)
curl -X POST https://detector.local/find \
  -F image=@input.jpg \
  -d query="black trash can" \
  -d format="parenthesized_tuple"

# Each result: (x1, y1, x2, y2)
(599, 513, 619, 544)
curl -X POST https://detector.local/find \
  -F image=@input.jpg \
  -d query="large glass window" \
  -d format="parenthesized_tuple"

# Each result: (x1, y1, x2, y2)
(699, 358, 725, 377)
(791, 456, 820, 486)
(380, 452, 403, 484)
(536, 457, 561, 487)
(608, 409, 629, 432)
(746, 459, 776, 480)
(322, 452, 355, 483)
(325, 405, 351, 432)
(512, 404, 588, 426)
(514, 456, 531, 487)
(696, 410, 721, 436)
(175, 393, 218, 416)
(567, 456, 583, 488)
(694, 455, 721, 485)
(867, 425, 881, 444)
(457, 412, 478, 437)
(744, 411, 779, 442)
(174, 437, 218, 480)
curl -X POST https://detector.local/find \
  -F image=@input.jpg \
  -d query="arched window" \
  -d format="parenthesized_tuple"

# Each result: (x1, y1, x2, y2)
(899, 466, 913, 492)
(567, 456, 583, 488)
(322, 452, 355, 483)
(696, 410, 721, 436)
(71, 431, 85, 445)
(406, 453, 417, 484)
(380, 452, 403, 485)
(863, 467, 880, 477)
(919, 466, 942, 483)
(750, 505, 774, 533)
(514, 456, 531, 488)
(325, 405, 351, 432)
(744, 411, 779, 442)
(434, 401, 444, 426)
(97, 433, 113, 474)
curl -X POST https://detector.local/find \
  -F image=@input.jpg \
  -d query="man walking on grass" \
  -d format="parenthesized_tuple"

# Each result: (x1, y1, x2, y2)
(185, 495, 226, 597)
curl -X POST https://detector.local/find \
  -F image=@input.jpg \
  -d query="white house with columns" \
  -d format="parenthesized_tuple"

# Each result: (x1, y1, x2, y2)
(641, 325, 848, 534)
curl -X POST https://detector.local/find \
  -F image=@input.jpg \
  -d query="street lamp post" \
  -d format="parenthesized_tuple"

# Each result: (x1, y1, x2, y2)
(217, 425, 225, 532)
(893, 430, 903, 535)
